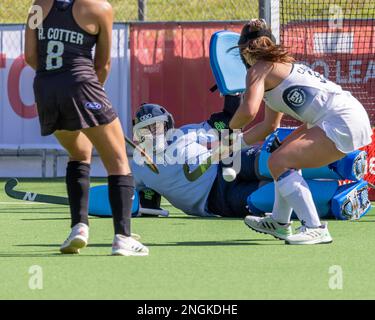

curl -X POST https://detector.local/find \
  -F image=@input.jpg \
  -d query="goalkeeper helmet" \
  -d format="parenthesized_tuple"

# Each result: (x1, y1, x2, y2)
(133, 103, 175, 153)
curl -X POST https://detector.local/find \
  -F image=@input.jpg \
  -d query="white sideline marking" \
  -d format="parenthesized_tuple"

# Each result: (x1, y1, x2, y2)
(0, 202, 49, 205)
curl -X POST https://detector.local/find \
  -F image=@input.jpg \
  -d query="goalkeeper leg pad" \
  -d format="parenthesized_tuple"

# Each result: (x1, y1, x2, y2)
(331, 180, 371, 220)
(247, 179, 370, 220)
(258, 128, 367, 181)
(87, 185, 140, 218)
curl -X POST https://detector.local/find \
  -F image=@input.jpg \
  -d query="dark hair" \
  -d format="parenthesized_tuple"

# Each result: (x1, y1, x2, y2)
(237, 19, 295, 66)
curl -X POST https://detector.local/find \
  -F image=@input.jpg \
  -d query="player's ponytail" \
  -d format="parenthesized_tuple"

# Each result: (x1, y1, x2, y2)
(237, 19, 295, 66)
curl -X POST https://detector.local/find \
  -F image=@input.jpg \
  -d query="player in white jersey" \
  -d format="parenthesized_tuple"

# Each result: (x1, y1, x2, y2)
(229, 19, 372, 245)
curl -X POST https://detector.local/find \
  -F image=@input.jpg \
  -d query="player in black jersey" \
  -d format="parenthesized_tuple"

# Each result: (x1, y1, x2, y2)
(25, 0, 149, 256)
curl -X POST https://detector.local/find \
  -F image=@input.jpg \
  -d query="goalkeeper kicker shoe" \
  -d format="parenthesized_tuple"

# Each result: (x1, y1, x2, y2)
(112, 235, 149, 256)
(285, 223, 333, 245)
(244, 215, 292, 240)
(60, 223, 89, 254)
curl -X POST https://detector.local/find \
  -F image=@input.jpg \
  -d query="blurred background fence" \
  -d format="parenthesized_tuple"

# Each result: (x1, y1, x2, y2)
(1, 0, 259, 23)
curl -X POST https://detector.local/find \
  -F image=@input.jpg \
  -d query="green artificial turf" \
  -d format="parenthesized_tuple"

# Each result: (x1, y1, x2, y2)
(0, 178, 375, 300)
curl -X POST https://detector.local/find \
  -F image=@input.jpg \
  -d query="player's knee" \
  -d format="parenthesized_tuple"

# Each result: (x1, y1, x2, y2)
(268, 152, 286, 178)
(102, 153, 130, 175)
(68, 149, 92, 163)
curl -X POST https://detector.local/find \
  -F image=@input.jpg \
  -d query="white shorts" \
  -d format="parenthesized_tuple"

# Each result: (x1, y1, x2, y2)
(313, 92, 373, 154)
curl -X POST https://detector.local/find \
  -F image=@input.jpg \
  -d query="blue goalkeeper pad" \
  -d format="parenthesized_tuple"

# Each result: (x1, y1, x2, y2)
(247, 179, 371, 220)
(258, 128, 367, 181)
(209, 31, 247, 95)
(331, 180, 371, 220)
(248, 180, 338, 219)
(88, 185, 140, 218)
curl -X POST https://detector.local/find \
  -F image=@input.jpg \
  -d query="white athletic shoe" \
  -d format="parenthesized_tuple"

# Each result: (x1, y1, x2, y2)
(60, 223, 89, 254)
(112, 234, 149, 256)
(131, 233, 141, 241)
(244, 214, 292, 240)
(285, 222, 333, 245)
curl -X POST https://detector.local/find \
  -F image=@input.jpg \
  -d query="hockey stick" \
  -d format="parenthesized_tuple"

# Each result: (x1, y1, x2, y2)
(139, 208, 169, 217)
(125, 136, 159, 174)
(4, 179, 168, 217)
(4, 178, 69, 205)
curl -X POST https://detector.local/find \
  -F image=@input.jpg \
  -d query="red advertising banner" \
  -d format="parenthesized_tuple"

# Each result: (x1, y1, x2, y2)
(361, 129, 375, 199)
(282, 20, 375, 125)
(130, 22, 244, 127)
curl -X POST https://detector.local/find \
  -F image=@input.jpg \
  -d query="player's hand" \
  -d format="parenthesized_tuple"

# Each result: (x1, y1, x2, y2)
(266, 134, 282, 153)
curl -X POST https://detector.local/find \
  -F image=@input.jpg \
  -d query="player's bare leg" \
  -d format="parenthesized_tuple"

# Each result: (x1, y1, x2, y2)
(245, 126, 345, 244)
(269, 126, 346, 178)
(270, 126, 344, 244)
(54, 130, 93, 254)
(82, 119, 149, 256)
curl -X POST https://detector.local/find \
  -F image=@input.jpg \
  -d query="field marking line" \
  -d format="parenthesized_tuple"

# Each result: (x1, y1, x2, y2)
(0, 201, 50, 205)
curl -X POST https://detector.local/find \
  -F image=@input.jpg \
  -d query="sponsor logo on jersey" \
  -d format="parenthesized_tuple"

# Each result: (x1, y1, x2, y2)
(85, 102, 102, 110)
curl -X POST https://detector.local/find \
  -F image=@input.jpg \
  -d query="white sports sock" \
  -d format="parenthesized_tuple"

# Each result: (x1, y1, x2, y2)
(271, 182, 293, 224)
(277, 170, 321, 228)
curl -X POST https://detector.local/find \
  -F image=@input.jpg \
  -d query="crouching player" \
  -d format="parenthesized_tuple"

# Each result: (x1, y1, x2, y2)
(229, 19, 373, 244)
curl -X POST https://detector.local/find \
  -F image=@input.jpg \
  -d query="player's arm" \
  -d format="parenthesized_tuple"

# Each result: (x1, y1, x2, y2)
(229, 62, 270, 130)
(24, 1, 43, 70)
(207, 111, 232, 132)
(229, 62, 283, 145)
(206, 94, 242, 131)
(242, 106, 283, 146)
(93, 1, 114, 84)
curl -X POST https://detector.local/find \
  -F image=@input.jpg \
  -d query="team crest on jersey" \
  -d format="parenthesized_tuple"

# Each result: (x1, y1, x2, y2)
(282, 85, 317, 113)
(285, 88, 306, 107)
(85, 102, 102, 110)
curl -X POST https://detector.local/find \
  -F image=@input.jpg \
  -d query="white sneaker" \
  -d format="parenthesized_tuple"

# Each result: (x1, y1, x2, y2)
(244, 214, 292, 240)
(112, 234, 149, 256)
(60, 223, 89, 254)
(285, 222, 333, 245)
(131, 233, 141, 241)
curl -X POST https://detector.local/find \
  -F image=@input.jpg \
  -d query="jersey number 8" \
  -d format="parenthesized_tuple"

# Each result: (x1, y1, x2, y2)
(46, 41, 64, 71)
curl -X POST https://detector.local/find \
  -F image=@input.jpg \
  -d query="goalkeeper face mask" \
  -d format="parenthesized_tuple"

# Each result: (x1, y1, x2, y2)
(134, 121, 168, 154)
(133, 103, 175, 154)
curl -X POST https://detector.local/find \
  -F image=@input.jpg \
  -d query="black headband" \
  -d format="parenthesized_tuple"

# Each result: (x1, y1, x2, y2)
(243, 29, 276, 43)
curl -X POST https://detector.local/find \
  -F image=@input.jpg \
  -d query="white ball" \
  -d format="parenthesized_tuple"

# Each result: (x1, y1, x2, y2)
(222, 167, 237, 182)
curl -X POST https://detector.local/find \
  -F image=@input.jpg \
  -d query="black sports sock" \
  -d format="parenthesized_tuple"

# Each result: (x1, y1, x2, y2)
(66, 161, 90, 228)
(108, 175, 134, 237)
